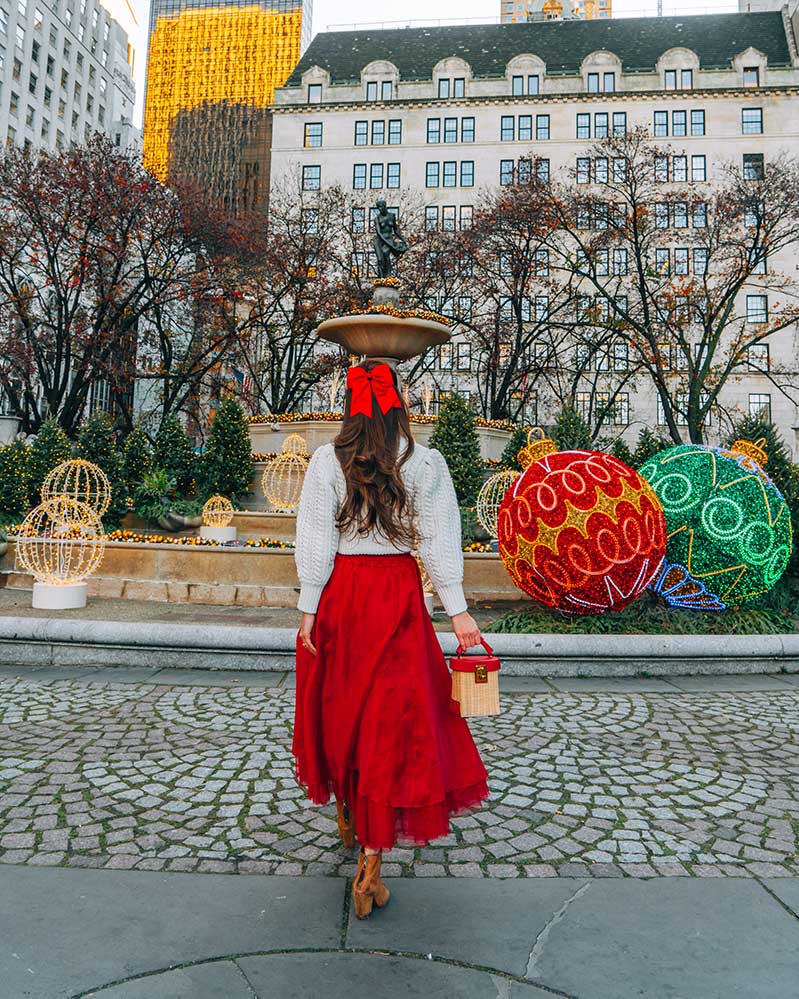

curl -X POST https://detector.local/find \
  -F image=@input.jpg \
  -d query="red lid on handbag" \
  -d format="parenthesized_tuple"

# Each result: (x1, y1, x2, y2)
(449, 639, 501, 675)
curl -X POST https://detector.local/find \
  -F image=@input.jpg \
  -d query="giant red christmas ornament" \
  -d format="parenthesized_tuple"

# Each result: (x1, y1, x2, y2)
(497, 434, 667, 615)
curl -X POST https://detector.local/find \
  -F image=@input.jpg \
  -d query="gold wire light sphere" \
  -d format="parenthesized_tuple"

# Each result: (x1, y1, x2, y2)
(15, 497, 106, 585)
(414, 553, 433, 594)
(281, 432, 307, 455)
(262, 434, 309, 512)
(476, 469, 520, 540)
(202, 495, 234, 528)
(42, 459, 112, 517)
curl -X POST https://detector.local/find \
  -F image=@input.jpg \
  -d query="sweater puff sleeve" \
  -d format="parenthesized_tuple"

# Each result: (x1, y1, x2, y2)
(415, 448, 468, 618)
(294, 444, 341, 614)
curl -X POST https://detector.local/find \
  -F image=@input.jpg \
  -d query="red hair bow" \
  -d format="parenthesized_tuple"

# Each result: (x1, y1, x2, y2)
(346, 363, 402, 419)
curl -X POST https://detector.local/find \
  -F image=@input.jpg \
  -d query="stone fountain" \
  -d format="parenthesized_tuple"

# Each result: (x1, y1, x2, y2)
(315, 198, 451, 365)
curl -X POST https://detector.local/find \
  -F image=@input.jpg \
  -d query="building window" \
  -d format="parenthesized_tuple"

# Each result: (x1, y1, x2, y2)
(655, 248, 670, 274)
(500, 159, 514, 185)
(461, 117, 475, 142)
(355, 120, 368, 145)
(612, 248, 628, 275)
(527, 74, 539, 95)
(693, 247, 708, 275)
(577, 157, 590, 184)
(307, 83, 322, 104)
(537, 159, 550, 183)
(690, 109, 705, 136)
(442, 161, 457, 187)
(453, 77, 465, 98)
(588, 72, 599, 93)
(301, 165, 321, 190)
(426, 118, 440, 143)
(743, 153, 764, 180)
(750, 246, 767, 274)
(654, 111, 668, 137)
(388, 119, 402, 144)
(438, 78, 450, 99)
(536, 114, 550, 140)
(672, 110, 687, 137)
(693, 202, 707, 228)
(594, 112, 608, 138)
(369, 163, 384, 188)
(604, 71, 616, 92)
(512, 74, 524, 95)
(596, 157, 609, 183)
(351, 207, 366, 233)
(747, 295, 768, 323)
(691, 155, 706, 182)
(654, 155, 668, 182)
(426, 162, 439, 187)
(425, 206, 439, 231)
(442, 205, 456, 231)
(353, 163, 366, 189)
(535, 248, 549, 276)
(673, 155, 687, 182)
(747, 343, 769, 370)
(381, 80, 393, 101)
(577, 113, 590, 139)
(743, 66, 760, 88)
(612, 112, 626, 137)
(371, 120, 385, 145)
(674, 247, 689, 275)
(303, 122, 322, 148)
(460, 206, 473, 229)
(742, 108, 763, 134)
(387, 163, 400, 188)
(673, 202, 688, 228)
(749, 393, 771, 419)
(457, 341, 472, 369)
(665, 69, 677, 90)
(501, 115, 514, 141)
(461, 161, 474, 187)
(519, 115, 532, 141)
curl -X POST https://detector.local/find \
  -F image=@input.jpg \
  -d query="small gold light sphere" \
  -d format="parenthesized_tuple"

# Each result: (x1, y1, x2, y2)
(42, 459, 112, 517)
(261, 448, 309, 512)
(476, 469, 520, 540)
(202, 495, 234, 528)
(16, 496, 106, 585)
(281, 433, 308, 455)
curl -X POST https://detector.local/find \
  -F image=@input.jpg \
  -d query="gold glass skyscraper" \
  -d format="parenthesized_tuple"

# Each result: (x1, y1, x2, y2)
(143, 0, 311, 181)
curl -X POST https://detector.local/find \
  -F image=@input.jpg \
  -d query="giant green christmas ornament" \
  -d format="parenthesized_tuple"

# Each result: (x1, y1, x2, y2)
(639, 439, 793, 610)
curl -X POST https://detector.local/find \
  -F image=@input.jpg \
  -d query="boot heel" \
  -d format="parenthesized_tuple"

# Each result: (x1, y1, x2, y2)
(352, 851, 390, 919)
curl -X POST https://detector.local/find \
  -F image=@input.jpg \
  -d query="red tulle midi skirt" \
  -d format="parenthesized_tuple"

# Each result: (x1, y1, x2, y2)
(292, 553, 489, 850)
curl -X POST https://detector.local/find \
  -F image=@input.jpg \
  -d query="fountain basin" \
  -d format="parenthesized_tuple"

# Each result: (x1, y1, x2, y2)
(316, 313, 450, 361)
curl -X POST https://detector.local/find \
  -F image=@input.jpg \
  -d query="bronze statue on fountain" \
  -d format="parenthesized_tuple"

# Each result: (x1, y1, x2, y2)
(315, 197, 451, 364)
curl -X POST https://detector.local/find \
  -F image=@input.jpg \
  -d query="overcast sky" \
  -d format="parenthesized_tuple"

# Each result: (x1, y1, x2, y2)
(130, 0, 737, 126)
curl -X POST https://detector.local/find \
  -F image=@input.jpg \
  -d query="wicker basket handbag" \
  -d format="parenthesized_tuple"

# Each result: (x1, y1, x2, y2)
(449, 639, 501, 718)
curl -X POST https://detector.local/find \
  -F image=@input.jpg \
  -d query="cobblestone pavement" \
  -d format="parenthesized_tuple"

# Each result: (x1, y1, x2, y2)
(1, 674, 798, 880)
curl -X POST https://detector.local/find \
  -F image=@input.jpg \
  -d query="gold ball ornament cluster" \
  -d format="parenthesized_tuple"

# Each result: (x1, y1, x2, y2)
(202, 495, 234, 529)
(42, 459, 112, 518)
(16, 496, 106, 585)
(261, 434, 309, 512)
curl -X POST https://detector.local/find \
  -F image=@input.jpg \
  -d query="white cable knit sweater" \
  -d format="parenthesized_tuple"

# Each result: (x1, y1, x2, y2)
(294, 441, 467, 617)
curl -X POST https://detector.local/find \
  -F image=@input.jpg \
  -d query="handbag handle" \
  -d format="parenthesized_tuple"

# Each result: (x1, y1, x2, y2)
(455, 638, 495, 657)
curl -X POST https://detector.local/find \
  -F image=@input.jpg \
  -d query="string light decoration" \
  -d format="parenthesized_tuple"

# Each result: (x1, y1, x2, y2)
(497, 433, 667, 615)
(16, 497, 106, 609)
(202, 495, 235, 529)
(639, 439, 793, 610)
(414, 552, 435, 615)
(42, 459, 112, 518)
(261, 434, 309, 512)
(477, 469, 519, 540)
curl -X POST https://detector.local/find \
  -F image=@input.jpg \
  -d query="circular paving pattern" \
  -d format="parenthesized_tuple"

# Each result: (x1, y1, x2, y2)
(1, 677, 798, 878)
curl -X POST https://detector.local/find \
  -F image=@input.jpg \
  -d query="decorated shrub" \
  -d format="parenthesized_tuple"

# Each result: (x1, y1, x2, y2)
(75, 414, 127, 526)
(499, 425, 530, 472)
(0, 440, 31, 520)
(27, 419, 72, 503)
(153, 415, 196, 496)
(551, 406, 592, 452)
(429, 393, 483, 506)
(122, 426, 152, 494)
(198, 398, 254, 502)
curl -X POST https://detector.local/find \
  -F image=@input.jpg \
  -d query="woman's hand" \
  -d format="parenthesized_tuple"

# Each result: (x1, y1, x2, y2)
(298, 613, 317, 655)
(451, 610, 482, 651)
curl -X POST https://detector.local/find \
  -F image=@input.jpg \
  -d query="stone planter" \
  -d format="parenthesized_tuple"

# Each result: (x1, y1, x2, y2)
(0, 541, 8, 559)
(249, 420, 512, 462)
(156, 512, 203, 533)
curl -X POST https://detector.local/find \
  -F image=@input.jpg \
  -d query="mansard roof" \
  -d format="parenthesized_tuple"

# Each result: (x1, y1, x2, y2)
(286, 12, 791, 86)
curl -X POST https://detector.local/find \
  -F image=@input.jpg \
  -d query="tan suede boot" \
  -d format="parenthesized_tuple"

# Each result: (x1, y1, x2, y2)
(336, 800, 355, 849)
(352, 850, 390, 919)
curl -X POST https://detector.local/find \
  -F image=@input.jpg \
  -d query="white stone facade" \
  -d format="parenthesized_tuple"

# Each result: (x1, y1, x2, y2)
(0, 0, 137, 154)
(270, 13, 799, 453)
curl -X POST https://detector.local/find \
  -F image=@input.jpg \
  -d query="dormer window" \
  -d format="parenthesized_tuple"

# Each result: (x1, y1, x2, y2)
(664, 68, 693, 91)
(439, 77, 465, 99)
(743, 66, 759, 88)
(307, 83, 322, 103)
(366, 80, 392, 101)
(382, 80, 393, 100)
(588, 71, 614, 93)
(366, 81, 377, 101)
(528, 74, 539, 95)
(512, 74, 524, 96)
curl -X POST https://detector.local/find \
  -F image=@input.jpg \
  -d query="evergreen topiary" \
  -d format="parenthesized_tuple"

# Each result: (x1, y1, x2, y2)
(631, 427, 672, 469)
(499, 425, 530, 471)
(429, 393, 483, 506)
(197, 397, 254, 501)
(610, 436, 634, 467)
(0, 440, 31, 521)
(27, 419, 72, 503)
(153, 415, 196, 496)
(551, 406, 592, 452)
(75, 413, 127, 526)
(122, 426, 152, 494)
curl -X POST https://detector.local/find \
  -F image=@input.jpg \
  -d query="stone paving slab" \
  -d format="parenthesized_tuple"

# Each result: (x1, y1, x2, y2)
(2, 671, 799, 879)
(0, 866, 342, 999)
(84, 961, 255, 999)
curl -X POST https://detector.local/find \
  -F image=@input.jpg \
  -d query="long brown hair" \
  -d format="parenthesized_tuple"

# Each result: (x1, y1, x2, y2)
(334, 360, 418, 548)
